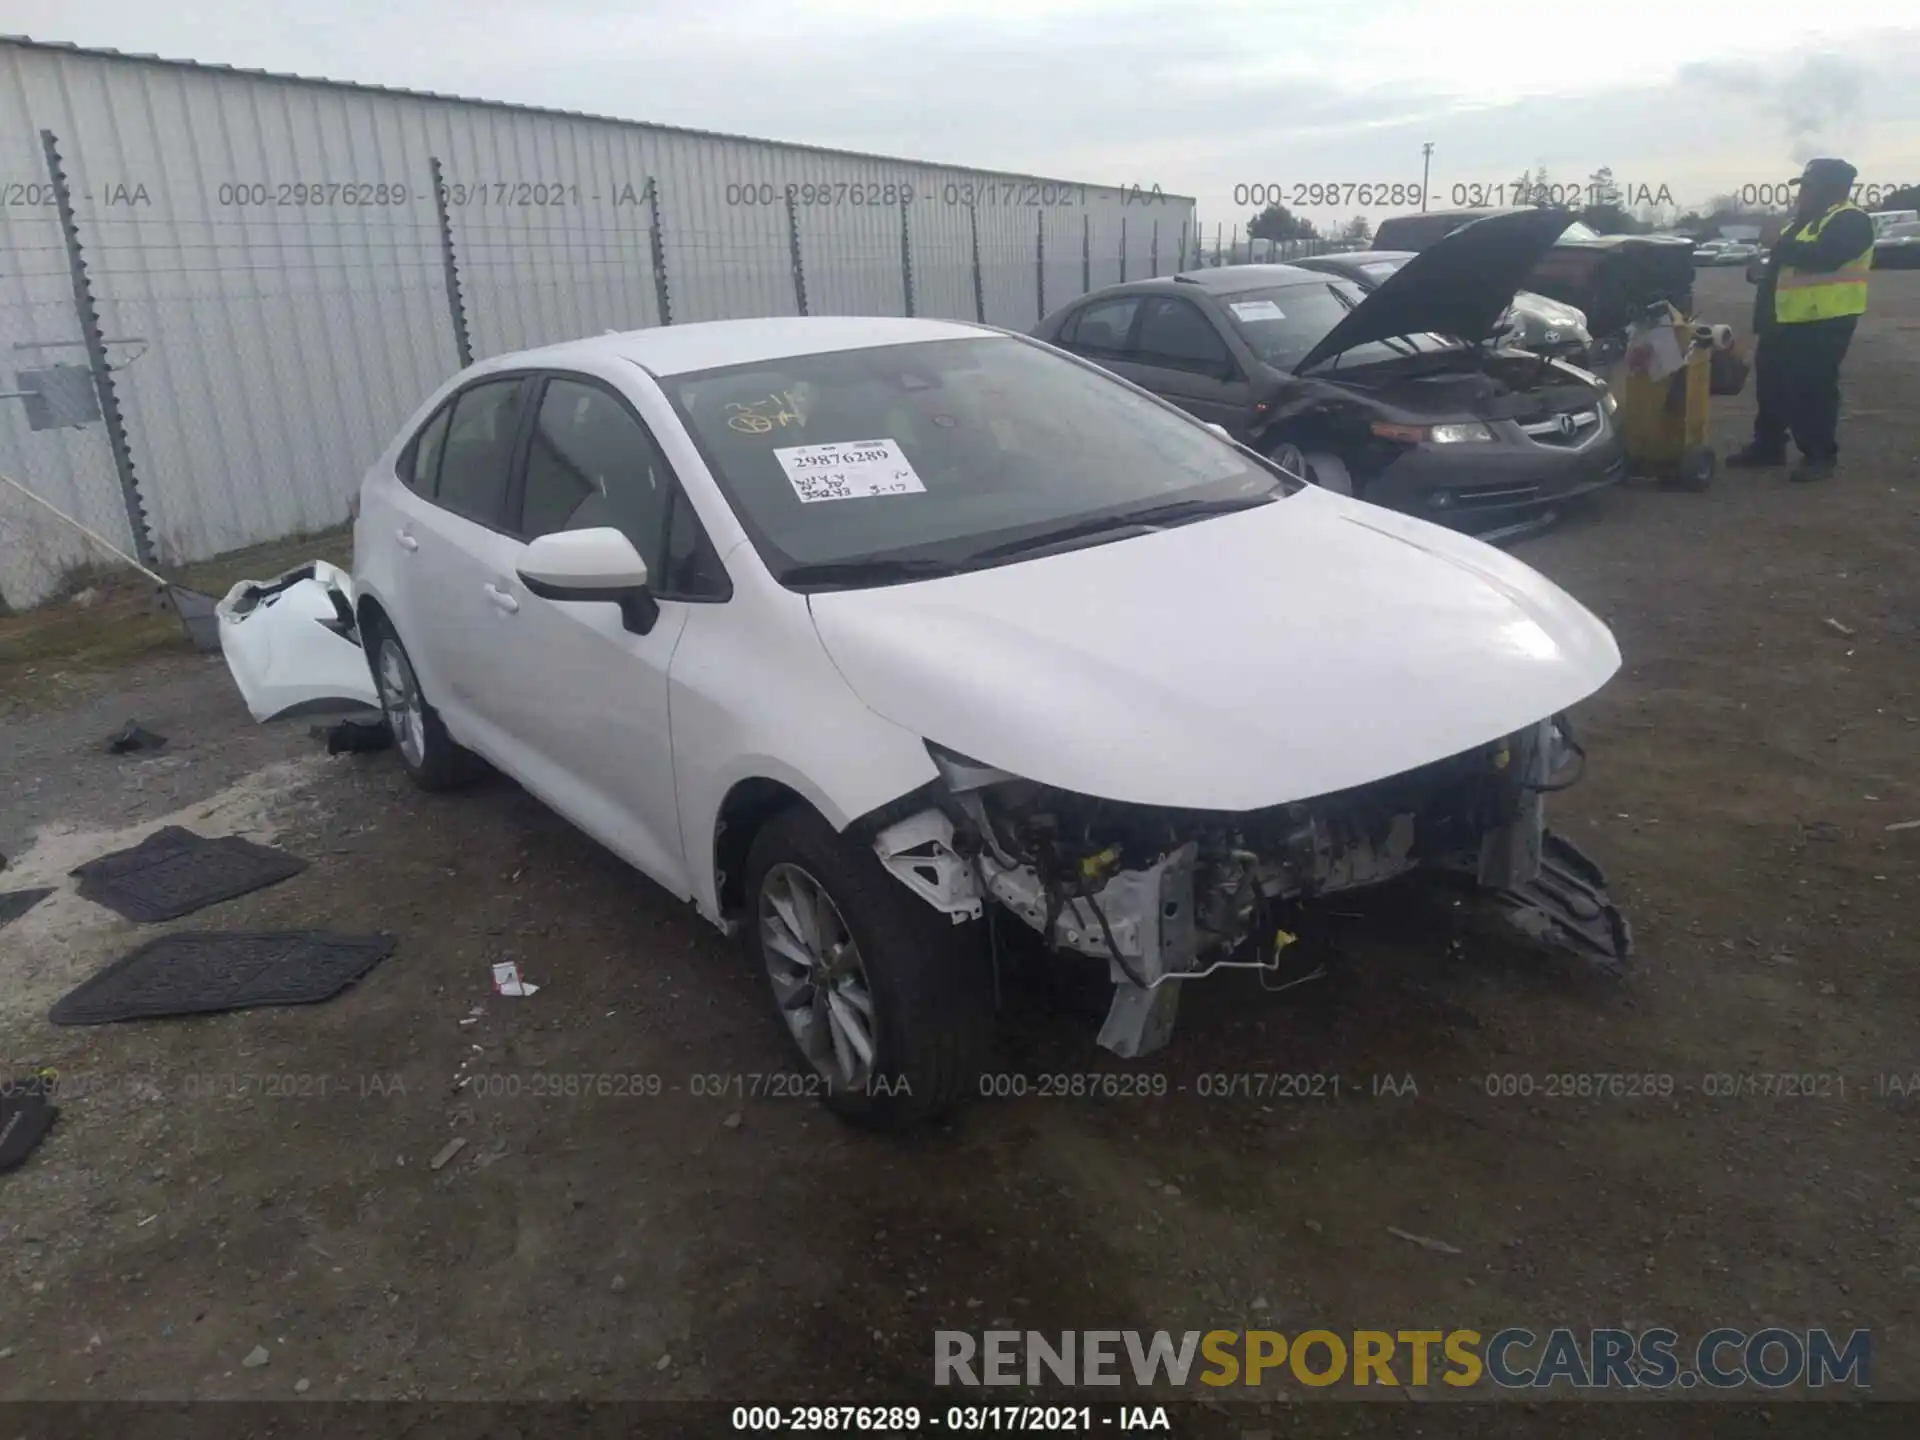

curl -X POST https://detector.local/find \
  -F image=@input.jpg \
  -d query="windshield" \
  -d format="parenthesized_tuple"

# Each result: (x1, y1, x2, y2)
(1359, 261, 1403, 283)
(664, 336, 1284, 584)
(1558, 220, 1602, 241)
(1220, 281, 1457, 368)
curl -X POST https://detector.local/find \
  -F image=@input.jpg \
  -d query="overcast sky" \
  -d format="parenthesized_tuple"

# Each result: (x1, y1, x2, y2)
(11, 1, 1920, 228)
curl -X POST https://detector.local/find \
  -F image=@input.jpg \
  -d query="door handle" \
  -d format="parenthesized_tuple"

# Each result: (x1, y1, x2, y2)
(483, 583, 520, 614)
(395, 529, 419, 552)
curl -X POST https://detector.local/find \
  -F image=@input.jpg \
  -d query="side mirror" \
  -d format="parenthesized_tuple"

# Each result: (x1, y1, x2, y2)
(517, 527, 658, 634)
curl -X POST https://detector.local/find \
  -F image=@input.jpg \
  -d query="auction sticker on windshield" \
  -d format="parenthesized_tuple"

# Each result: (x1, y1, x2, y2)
(1229, 300, 1284, 321)
(774, 439, 927, 503)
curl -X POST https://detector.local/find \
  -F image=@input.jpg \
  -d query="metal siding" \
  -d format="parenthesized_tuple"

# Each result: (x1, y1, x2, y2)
(0, 38, 1192, 605)
(0, 47, 136, 599)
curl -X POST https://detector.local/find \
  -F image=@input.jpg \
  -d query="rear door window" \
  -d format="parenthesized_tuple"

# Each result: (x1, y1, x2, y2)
(1067, 296, 1141, 356)
(434, 378, 527, 526)
(399, 404, 452, 493)
(1132, 298, 1233, 375)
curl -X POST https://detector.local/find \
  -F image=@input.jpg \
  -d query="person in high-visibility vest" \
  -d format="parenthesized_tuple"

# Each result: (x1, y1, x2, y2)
(1728, 158, 1874, 484)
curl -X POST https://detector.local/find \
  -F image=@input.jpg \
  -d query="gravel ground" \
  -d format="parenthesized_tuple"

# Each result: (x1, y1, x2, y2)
(1, 268, 1916, 1426)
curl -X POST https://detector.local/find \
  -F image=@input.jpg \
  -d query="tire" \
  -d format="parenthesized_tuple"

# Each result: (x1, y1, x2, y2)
(365, 617, 484, 792)
(1302, 450, 1354, 496)
(743, 806, 994, 1128)
(1267, 440, 1310, 484)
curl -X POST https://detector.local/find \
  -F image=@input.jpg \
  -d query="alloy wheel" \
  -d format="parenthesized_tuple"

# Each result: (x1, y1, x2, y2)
(376, 637, 427, 769)
(758, 861, 878, 1091)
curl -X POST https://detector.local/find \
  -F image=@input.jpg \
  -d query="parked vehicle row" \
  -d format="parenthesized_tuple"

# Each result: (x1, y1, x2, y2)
(1692, 239, 1761, 267)
(1741, 219, 1920, 282)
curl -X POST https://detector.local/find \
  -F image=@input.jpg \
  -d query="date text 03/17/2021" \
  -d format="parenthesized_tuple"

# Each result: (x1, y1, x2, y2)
(730, 1405, 1174, 1432)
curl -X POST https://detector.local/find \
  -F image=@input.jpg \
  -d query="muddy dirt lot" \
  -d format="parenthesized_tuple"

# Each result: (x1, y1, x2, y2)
(1, 269, 1916, 1425)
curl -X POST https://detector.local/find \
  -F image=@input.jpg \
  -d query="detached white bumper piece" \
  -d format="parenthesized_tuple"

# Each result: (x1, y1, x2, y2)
(216, 560, 380, 721)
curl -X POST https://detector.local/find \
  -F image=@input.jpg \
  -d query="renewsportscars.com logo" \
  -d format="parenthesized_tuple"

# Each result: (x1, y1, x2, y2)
(933, 1327, 1871, 1392)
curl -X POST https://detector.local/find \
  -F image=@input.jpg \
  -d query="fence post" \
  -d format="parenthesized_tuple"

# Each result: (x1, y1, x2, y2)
(968, 202, 985, 323)
(900, 199, 916, 317)
(646, 176, 673, 326)
(784, 189, 809, 316)
(1150, 220, 1159, 278)
(1213, 222, 1221, 266)
(428, 157, 474, 367)
(40, 128, 153, 568)
(1119, 216, 1127, 283)
(1177, 219, 1188, 272)
(1081, 213, 1091, 293)
(1035, 210, 1046, 324)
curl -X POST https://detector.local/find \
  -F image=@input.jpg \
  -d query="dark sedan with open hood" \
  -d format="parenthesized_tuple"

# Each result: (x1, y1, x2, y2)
(1033, 208, 1627, 542)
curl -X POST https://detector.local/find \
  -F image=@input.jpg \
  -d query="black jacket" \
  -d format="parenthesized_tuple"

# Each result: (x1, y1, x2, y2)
(1754, 206, 1875, 332)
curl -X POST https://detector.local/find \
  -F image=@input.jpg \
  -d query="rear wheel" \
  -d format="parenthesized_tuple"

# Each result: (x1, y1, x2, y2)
(367, 620, 483, 791)
(744, 806, 994, 1128)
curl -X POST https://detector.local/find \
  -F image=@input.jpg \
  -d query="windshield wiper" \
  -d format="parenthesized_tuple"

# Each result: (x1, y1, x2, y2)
(963, 492, 1276, 565)
(779, 555, 960, 588)
(1116, 492, 1278, 525)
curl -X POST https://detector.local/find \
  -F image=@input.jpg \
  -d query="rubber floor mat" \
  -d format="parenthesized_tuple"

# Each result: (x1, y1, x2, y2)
(0, 1090, 58, 1173)
(70, 826, 306, 922)
(49, 931, 397, 1025)
(0, 887, 54, 929)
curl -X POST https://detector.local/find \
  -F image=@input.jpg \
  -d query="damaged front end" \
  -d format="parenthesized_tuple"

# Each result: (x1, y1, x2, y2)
(215, 560, 381, 722)
(871, 721, 1629, 1059)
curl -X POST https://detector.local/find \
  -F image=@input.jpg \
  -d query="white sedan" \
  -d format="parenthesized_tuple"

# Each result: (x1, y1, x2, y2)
(350, 316, 1628, 1126)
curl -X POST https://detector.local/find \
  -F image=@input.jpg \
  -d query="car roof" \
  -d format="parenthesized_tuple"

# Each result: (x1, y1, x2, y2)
(1298, 250, 1415, 267)
(1382, 207, 1525, 224)
(1091, 264, 1331, 297)
(475, 315, 1000, 379)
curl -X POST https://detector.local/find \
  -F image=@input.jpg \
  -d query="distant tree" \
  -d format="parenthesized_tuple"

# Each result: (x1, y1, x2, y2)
(1587, 167, 1621, 208)
(1881, 184, 1920, 212)
(1249, 203, 1318, 242)
(1339, 215, 1372, 245)
(1580, 201, 1638, 234)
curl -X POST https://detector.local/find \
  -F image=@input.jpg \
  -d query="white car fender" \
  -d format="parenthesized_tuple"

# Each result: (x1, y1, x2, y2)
(666, 559, 940, 926)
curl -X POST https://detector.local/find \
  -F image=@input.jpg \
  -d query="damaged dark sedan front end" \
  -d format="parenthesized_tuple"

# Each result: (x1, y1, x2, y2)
(1033, 209, 1627, 543)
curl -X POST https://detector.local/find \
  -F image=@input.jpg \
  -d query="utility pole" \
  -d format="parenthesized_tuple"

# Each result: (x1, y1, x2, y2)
(1421, 142, 1434, 211)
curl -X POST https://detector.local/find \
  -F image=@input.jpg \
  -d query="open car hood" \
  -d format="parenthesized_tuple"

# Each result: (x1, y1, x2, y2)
(807, 489, 1621, 812)
(1293, 208, 1578, 374)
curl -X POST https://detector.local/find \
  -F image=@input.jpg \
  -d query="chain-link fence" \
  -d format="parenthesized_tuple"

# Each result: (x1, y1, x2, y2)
(0, 138, 1204, 612)
(0, 129, 152, 609)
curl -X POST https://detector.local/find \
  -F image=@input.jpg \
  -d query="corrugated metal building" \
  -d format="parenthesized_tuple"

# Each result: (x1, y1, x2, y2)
(0, 35, 1195, 608)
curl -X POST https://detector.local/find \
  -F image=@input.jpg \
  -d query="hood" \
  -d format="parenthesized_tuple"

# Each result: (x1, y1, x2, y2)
(1294, 208, 1577, 374)
(807, 490, 1620, 812)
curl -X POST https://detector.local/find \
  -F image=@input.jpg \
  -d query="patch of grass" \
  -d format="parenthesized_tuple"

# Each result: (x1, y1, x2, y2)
(0, 526, 354, 707)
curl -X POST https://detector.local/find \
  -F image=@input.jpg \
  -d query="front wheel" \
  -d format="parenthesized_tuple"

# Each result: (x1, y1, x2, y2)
(744, 807, 994, 1128)
(1302, 450, 1354, 496)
